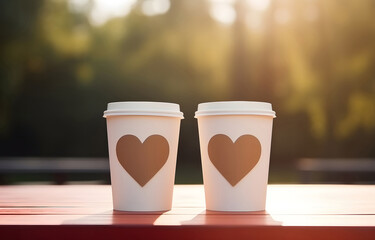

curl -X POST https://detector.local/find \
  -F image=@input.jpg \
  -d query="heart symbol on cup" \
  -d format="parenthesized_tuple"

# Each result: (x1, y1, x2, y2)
(208, 134, 261, 186)
(116, 134, 169, 187)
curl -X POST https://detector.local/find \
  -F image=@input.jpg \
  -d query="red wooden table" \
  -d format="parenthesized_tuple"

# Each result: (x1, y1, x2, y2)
(1, 185, 374, 239)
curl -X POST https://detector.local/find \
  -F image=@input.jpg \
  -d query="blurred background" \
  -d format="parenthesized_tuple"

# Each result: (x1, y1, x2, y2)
(0, 0, 375, 184)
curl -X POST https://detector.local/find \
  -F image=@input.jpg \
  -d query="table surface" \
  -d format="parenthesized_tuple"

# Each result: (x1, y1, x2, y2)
(1, 185, 375, 240)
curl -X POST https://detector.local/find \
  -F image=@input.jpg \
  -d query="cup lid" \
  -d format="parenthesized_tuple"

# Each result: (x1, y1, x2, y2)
(103, 101, 184, 118)
(195, 101, 276, 118)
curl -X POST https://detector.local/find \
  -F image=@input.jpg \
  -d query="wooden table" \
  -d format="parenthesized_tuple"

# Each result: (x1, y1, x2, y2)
(1, 185, 374, 239)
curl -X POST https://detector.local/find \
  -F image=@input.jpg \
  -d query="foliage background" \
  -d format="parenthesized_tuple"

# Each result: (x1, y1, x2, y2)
(1, 0, 375, 183)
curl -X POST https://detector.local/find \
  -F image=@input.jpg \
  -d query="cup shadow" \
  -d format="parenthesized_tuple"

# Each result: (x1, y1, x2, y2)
(63, 209, 168, 225)
(181, 210, 283, 226)
(62, 208, 282, 226)
(111, 210, 168, 225)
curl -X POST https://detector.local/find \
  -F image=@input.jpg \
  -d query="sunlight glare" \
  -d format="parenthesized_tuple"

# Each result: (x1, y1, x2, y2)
(68, 0, 90, 12)
(209, 3, 237, 25)
(247, 0, 270, 11)
(91, 0, 136, 25)
(142, 0, 171, 16)
(69, 0, 137, 26)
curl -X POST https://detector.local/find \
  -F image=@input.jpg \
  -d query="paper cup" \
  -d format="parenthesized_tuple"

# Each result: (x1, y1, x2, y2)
(104, 102, 183, 211)
(195, 101, 276, 211)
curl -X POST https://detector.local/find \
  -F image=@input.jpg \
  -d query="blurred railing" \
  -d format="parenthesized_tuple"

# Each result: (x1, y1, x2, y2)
(2, 157, 375, 184)
(297, 158, 375, 184)
(0, 157, 110, 185)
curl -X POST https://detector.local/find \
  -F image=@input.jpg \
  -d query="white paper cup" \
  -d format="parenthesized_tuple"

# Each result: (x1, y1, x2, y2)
(195, 101, 276, 211)
(104, 102, 183, 211)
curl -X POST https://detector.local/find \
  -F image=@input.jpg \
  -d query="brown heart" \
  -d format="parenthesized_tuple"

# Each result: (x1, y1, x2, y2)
(208, 134, 261, 186)
(116, 134, 169, 187)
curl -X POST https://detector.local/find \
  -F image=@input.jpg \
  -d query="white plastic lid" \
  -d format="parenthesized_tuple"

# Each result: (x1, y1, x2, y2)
(103, 102, 184, 118)
(195, 101, 276, 118)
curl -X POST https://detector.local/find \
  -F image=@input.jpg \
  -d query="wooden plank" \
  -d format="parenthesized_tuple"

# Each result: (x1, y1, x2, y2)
(0, 184, 375, 240)
(0, 185, 374, 226)
(1, 214, 375, 226)
(1, 185, 375, 214)
(1, 225, 374, 240)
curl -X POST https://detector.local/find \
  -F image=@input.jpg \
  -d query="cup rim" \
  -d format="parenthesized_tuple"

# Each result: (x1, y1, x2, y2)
(103, 101, 184, 119)
(195, 101, 276, 118)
